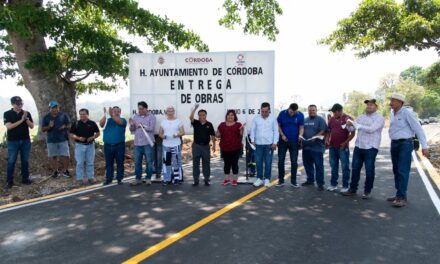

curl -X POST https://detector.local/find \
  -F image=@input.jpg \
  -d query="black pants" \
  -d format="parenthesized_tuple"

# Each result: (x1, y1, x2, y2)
(223, 150, 240, 175)
(192, 143, 211, 182)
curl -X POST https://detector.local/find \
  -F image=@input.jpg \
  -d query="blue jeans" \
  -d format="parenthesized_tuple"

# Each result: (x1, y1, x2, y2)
(7, 139, 31, 184)
(302, 149, 325, 186)
(74, 143, 95, 180)
(391, 139, 413, 199)
(153, 141, 163, 176)
(350, 147, 379, 193)
(134, 145, 154, 180)
(329, 147, 350, 188)
(255, 144, 273, 180)
(278, 140, 299, 184)
(104, 142, 125, 182)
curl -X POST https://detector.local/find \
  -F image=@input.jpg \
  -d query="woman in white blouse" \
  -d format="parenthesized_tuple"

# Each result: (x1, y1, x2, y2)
(159, 106, 185, 185)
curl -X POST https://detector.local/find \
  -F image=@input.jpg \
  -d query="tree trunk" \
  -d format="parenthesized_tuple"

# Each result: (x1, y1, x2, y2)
(7, 1, 77, 142)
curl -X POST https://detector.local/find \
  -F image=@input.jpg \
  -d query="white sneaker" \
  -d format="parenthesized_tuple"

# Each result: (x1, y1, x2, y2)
(340, 187, 349, 193)
(327, 185, 338, 192)
(253, 179, 263, 187)
(264, 179, 270, 187)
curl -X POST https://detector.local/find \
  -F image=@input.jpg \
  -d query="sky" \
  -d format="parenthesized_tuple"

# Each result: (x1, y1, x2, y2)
(1, 0, 438, 110)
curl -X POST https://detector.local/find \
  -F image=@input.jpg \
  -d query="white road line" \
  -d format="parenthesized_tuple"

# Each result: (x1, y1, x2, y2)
(412, 151, 440, 216)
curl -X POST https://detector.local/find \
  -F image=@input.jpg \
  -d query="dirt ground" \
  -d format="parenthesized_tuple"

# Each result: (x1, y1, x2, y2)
(0, 139, 221, 206)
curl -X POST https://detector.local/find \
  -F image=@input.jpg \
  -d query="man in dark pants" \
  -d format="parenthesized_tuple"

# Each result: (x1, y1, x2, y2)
(3, 96, 34, 189)
(341, 99, 384, 199)
(301, 105, 327, 190)
(276, 103, 304, 187)
(99, 106, 127, 185)
(190, 104, 216, 186)
(387, 93, 429, 207)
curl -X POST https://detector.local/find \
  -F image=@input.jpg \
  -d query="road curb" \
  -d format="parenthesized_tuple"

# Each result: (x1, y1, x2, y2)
(416, 151, 440, 191)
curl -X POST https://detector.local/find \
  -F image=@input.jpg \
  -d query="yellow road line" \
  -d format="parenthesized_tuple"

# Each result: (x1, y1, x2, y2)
(123, 166, 304, 264)
(417, 151, 440, 190)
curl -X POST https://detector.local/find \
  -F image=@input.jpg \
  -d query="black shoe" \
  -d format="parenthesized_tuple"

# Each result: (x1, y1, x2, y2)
(5, 182, 13, 189)
(22, 179, 32, 185)
(51, 170, 59, 178)
(204, 180, 211, 186)
(117, 180, 123, 185)
(301, 181, 314, 186)
(163, 181, 171, 186)
(103, 180, 112, 186)
(192, 181, 199, 186)
(317, 185, 324, 191)
(62, 170, 71, 178)
(173, 180, 179, 186)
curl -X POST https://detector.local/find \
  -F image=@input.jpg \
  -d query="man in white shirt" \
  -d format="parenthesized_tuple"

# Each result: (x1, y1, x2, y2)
(341, 99, 384, 199)
(387, 93, 429, 207)
(250, 102, 279, 187)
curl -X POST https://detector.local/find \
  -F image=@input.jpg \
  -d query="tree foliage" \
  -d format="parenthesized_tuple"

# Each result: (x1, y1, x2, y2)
(0, 0, 282, 94)
(320, 0, 440, 58)
(219, 0, 283, 41)
(344, 90, 372, 117)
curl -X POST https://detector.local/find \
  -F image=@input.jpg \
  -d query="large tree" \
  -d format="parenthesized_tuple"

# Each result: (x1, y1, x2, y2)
(320, 0, 440, 81)
(0, 0, 282, 140)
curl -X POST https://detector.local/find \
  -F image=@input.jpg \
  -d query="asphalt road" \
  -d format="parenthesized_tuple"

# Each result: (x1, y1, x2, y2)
(1, 127, 439, 264)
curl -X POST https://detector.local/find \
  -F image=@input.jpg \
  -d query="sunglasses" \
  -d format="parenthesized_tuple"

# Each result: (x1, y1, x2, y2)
(15, 102, 23, 106)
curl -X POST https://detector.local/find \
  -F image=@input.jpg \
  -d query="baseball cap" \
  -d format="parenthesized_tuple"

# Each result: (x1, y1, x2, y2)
(364, 99, 377, 105)
(48, 101, 59, 108)
(10, 96, 23, 105)
(329, 103, 343, 112)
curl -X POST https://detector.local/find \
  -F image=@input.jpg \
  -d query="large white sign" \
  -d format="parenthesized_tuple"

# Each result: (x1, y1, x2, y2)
(129, 51, 274, 134)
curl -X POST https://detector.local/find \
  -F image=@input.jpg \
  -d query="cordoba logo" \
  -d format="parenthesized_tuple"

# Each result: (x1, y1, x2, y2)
(158, 56, 165, 65)
(185, 57, 213, 64)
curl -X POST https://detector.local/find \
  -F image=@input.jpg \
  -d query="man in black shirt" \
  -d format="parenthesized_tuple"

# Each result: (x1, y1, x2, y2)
(189, 104, 216, 186)
(3, 96, 34, 188)
(69, 108, 100, 184)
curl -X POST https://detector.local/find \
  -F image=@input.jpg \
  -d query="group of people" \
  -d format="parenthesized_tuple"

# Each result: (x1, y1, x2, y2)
(3, 92, 429, 208)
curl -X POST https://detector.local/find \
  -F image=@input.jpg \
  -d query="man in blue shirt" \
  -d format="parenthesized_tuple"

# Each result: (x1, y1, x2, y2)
(301, 105, 328, 190)
(99, 106, 127, 185)
(276, 103, 304, 187)
(41, 101, 71, 178)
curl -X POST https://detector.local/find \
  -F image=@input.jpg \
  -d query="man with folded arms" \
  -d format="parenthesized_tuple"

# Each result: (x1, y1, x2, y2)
(3, 96, 34, 189)
(341, 99, 384, 199)
(70, 108, 100, 185)
(387, 93, 429, 207)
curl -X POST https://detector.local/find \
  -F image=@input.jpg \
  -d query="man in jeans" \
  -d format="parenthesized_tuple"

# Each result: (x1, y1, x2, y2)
(70, 108, 100, 185)
(387, 93, 429, 207)
(276, 103, 304, 187)
(99, 106, 127, 185)
(301, 105, 328, 190)
(251, 102, 279, 188)
(326, 103, 355, 192)
(129, 101, 156, 186)
(3, 96, 34, 189)
(341, 99, 384, 199)
(190, 104, 216, 186)
(41, 101, 71, 178)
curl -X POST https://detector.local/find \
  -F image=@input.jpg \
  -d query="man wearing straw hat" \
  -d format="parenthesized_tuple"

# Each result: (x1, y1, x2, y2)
(129, 101, 156, 186)
(387, 93, 429, 207)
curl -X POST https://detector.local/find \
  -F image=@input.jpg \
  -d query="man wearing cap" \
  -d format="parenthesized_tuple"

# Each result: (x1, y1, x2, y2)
(341, 99, 384, 199)
(70, 108, 100, 185)
(387, 93, 429, 207)
(3, 96, 34, 188)
(326, 103, 355, 192)
(42, 101, 71, 178)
